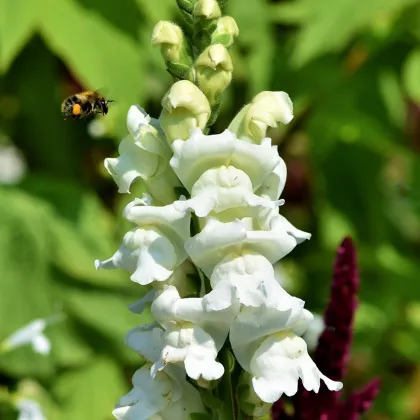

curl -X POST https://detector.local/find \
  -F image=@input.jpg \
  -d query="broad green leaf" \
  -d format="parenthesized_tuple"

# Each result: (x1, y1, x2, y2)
(53, 358, 126, 420)
(288, 0, 418, 66)
(0, 1, 38, 73)
(403, 48, 420, 103)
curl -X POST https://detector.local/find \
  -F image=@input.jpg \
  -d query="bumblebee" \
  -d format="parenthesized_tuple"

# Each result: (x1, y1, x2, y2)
(61, 91, 114, 119)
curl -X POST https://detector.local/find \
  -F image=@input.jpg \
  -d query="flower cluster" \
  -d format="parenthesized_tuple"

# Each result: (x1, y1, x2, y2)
(96, 87, 343, 417)
(95, 1, 343, 418)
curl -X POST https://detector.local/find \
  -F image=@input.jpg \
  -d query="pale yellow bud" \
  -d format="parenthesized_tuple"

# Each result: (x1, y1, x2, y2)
(152, 21, 183, 46)
(160, 80, 211, 144)
(195, 44, 233, 103)
(151, 21, 193, 77)
(193, 0, 221, 19)
(228, 91, 294, 143)
(212, 16, 239, 48)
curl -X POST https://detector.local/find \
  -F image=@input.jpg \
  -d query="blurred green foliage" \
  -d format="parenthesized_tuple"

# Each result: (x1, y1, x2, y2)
(0, 0, 420, 419)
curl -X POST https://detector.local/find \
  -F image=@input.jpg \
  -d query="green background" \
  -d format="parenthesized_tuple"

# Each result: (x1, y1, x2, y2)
(1, 0, 420, 418)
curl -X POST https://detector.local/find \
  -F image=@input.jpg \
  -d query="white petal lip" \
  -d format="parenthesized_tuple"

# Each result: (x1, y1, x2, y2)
(123, 199, 191, 261)
(154, 325, 225, 381)
(125, 324, 164, 362)
(205, 251, 295, 310)
(128, 289, 156, 314)
(185, 218, 310, 278)
(113, 365, 174, 420)
(104, 137, 160, 194)
(176, 166, 283, 217)
(95, 228, 177, 285)
(249, 334, 343, 403)
(170, 128, 280, 192)
(126, 105, 151, 138)
(230, 301, 305, 372)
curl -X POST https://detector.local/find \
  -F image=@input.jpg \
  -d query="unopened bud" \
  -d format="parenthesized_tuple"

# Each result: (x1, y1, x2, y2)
(195, 44, 233, 103)
(212, 16, 239, 48)
(152, 21, 193, 80)
(160, 80, 211, 143)
(228, 91, 294, 143)
(193, 0, 221, 19)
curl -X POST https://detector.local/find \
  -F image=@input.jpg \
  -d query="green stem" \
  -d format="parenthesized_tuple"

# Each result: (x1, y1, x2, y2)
(218, 349, 236, 420)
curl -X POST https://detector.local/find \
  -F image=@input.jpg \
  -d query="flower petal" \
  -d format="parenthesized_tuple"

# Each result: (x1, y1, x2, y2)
(95, 228, 177, 285)
(104, 137, 160, 194)
(170, 129, 280, 192)
(113, 365, 175, 420)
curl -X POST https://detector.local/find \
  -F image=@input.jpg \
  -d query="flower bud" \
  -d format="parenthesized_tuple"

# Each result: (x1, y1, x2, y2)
(228, 91, 294, 143)
(152, 21, 194, 80)
(195, 44, 233, 103)
(160, 80, 211, 143)
(193, 0, 221, 19)
(211, 16, 239, 48)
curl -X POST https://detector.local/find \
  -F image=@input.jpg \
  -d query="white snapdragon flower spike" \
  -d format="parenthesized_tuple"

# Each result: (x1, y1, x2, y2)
(203, 251, 301, 310)
(149, 286, 240, 380)
(230, 305, 342, 403)
(170, 129, 280, 192)
(1, 319, 51, 355)
(185, 218, 310, 278)
(96, 194, 191, 285)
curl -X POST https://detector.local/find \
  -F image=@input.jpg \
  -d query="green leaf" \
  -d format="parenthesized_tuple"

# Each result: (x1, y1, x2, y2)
(403, 48, 420, 103)
(53, 358, 126, 420)
(39, 0, 146, 135)
(0, 1, 38, 73)
(287, 0, 418, 66)
(49, 320, 94, 368)
(58, 285, 152, 362)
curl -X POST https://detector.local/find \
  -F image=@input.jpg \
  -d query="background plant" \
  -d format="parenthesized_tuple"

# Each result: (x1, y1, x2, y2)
(0, 0, 420, 419)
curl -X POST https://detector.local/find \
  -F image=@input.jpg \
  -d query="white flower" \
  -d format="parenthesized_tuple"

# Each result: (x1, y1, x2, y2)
(160, 81, 211, 143)
(228, 91, 293, 143)
(251, 332, 342, 403)
(230, 305, 342, 403)
(170, 128, 280, 192)
(1, 319, 51, 355)
(185, 217, 310, 278)
(148, 286, 239, 380)
(95, 195, 191, 285)
(203, 251, 301, 311)
(113, 364, 205, 420)
(174, 166, 283, 218)
(105, 106, 170, 194)
(16, 399, 46, 420)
